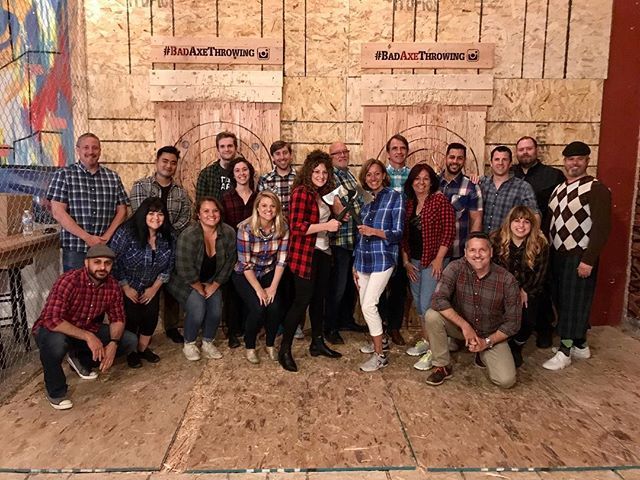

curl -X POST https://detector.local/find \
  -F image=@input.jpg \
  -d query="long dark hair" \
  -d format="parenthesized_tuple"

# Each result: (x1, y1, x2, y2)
(404, 163, 439, 201)
(228, 157, 256, 191)
(125, 197, 173, 248)
(292, 149, 334, 196)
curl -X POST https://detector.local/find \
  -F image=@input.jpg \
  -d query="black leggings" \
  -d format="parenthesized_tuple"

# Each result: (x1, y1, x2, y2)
(281, 249, 331, 349)
(513, 293, 542, 344)
(124, 290, 161, 337)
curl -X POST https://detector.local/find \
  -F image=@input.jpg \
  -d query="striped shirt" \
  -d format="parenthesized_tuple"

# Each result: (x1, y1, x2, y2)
(47, 163, 129, 252)
(235, 221, 289, 278)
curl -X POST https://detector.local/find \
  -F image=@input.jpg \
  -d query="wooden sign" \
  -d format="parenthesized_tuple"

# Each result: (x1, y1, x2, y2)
(151, 36, 283, 65)
(361, 43, 494, 69)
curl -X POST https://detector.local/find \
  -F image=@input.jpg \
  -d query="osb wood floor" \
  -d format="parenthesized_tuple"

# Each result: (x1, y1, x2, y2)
(0, 326, 638, 473)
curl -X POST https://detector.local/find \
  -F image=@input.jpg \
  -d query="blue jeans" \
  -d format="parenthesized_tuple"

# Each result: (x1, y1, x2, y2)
(35, 324, 137, 398)
(184, 288, 222, 343)
(325, 246, 357, 332)
(62, 249, 87, 272)
(408, 258, 448, 317)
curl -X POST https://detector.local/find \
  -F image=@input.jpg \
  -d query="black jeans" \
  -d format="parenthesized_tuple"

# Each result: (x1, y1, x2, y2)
(378, 264, 407, 331)
(513, 293, 542, 344)
(232, 270, 283, 349)
(124, 290, 161, 337)
(281, 249, 331, 349)
(35, 324, 137, 398)
(325, 246, 357, 332)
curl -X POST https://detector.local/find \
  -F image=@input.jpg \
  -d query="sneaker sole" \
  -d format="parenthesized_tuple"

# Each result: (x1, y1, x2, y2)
(413, 362, 433, 371)
(426, 373, 453, 386)
(66, 357, 98, 380)
(406, 348, 428, 357)
(49, 400, 73, 410)
(360, 362, 388, 372)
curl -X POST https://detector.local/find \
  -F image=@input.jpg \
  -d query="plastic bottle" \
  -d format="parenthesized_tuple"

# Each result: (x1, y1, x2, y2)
(21, 209, 34, 236)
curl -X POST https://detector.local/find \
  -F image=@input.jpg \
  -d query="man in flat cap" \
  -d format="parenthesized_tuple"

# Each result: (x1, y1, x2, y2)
(543, 141, 611, 370)
(32, 245, 137, 409)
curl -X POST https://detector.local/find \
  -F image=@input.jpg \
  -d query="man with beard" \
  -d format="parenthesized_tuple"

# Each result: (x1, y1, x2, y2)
(196, 131, 238, 202)
(32, 245, 137, 410)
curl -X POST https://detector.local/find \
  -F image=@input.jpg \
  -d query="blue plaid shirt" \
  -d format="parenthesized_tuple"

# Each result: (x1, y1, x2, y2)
(47, 163, 129, 252)
(387, 164, 410, 193)
(439, 172, 483, 259)
(331, 168, 362, 250)
(109, 225, 175, 294)
(354, 187, 405, 273)
(479, 175, 539, 234)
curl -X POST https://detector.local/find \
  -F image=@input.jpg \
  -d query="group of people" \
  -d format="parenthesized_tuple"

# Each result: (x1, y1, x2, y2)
(32, 130, 610, 410)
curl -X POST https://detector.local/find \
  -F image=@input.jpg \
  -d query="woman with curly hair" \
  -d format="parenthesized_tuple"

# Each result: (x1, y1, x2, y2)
(490, 205, 549, 367)
(278, 150, 343, 372)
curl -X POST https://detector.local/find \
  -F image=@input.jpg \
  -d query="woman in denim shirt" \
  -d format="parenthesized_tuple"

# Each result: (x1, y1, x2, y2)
(110, 197, 175, 368)
(353, 159, 405, 372)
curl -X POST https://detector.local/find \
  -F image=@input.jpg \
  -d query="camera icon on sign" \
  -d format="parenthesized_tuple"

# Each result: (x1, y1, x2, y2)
(467, 49, 479, 62)
(257, 48, 270, 60)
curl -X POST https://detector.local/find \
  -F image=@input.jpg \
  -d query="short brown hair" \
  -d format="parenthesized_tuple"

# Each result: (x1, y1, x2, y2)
(216, 131, 238, 148)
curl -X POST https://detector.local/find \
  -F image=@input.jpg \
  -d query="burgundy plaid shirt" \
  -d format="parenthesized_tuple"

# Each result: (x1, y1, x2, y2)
(402, 192, 456, 267)
(287, 186, 320, 279)
(222, 189, 257, 231)
(32, 268, 126, 335)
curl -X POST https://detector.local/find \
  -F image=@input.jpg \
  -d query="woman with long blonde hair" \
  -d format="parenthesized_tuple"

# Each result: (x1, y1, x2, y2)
(490, 205, 549, 367)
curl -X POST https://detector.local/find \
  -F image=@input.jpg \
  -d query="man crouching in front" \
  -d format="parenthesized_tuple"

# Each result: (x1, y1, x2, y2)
(424, 232, 521, 388)
(32, 245, 137, 409)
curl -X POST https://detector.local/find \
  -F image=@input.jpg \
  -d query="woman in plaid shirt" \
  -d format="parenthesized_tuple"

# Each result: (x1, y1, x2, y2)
(353, 159, 405, 372)
(278, 150, 343, 372)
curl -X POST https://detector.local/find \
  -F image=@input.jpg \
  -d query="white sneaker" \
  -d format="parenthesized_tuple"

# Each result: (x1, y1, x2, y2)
(183, 342, 200, 361)
(448, 337, 460, 352)
(413, 350, 433, 371)
(294, 326, 305, 339)
(246, 348, 260, 364)
(47, 395, 73, 410)
(266, 346, 277, 361)
(66, 355, 98, 380)
(201, 341, 222, 359)
(406, 339, 429, 356)
(542, 350, 571, 370)
(551, 345, 592, 359)
(359, 353, 389, 372)
(359, 337, 390, 354)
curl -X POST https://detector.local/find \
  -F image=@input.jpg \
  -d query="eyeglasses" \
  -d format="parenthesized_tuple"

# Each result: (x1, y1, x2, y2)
(330, 149, 350, 156)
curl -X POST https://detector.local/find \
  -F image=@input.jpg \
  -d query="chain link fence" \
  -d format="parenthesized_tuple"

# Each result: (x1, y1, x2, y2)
(0, 0, 85, 386)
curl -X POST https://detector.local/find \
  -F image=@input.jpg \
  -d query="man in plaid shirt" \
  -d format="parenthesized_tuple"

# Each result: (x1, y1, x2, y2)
(258, 140, 297, 218)
(195, 131, 237, 202)
(47, 133, 129, 272)
(479, 145, 539, 233)
(32, 245, 137, 410)
(325, 141, 367, 344)
(438, 143, 483, 259)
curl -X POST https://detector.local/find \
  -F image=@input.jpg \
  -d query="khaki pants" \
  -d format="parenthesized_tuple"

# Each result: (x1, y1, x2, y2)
(425, 309, 516, 389)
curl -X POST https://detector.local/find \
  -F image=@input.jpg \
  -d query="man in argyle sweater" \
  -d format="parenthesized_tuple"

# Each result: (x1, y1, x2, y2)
(543, 141, 611, 371)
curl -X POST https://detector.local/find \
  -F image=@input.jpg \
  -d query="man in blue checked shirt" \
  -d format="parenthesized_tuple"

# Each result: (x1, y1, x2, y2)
(379, 134, 411, 346)
(48, 133, 129, 272)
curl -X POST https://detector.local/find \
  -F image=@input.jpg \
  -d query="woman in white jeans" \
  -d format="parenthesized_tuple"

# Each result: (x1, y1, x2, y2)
(352, 159, 405, 372)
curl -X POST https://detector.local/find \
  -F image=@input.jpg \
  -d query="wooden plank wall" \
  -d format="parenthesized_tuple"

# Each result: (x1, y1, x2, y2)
(82, 0, 613, 190)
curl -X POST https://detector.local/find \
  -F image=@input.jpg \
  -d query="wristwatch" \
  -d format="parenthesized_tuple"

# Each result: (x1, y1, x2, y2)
(484, 336, 493, 349)
(109, 338, 121, 345)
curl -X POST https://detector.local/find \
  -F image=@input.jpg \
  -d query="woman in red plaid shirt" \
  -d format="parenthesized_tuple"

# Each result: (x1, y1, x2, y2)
(278, 150, 343, 372)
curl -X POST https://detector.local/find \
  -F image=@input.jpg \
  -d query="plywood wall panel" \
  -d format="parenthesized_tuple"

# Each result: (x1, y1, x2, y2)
(306, 0, 349, 77)
(480, 0, 526, 78)
(69, 0, 89, 136)
(542, 0, 570, 79)
(282, 77, 346, 122)
(88, 74, 153, 118)
(436, 0, 480, 74)
(263, 0, 285, 39)
(488, 79, 603, 122)
(391, 0, 416, 75)
(346, 77, 362, 122)
(89, 119, 156, 142)
(100, 141, 155, 164)
(486, 121, 600, 146)
(282, 122, 345, 145)
(346, 122, 363, 145)
(173, 0, 217, 36)
(104, 162, 155, 193)
(150, 0, 173, 36)
(414, 0, 437, 44)
(218, 0, 262, 37)
(521, 0, 547, 79)
(128, 2, 152, 74)
(565, 0, 612, 79)
(348, 0, 392, 76)
(363, 106, 388, 159)
(85, 0, 129, 75)
(284, 0, 305, 76)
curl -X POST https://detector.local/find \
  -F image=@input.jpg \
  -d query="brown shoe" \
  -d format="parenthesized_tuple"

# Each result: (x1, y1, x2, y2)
(389, 329, 406, 346)
(426, 365, 453, 386)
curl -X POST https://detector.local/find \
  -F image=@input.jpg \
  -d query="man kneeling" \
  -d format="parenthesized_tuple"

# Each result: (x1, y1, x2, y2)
(32, 245, 137, 409)
(425, 232, 521, 388)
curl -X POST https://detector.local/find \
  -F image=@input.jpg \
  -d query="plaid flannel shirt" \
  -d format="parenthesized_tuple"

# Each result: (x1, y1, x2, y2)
(439, 172, 483, 259)
(222, 189, 257, 231)
(387, 164, 410, 193)
(257, 168, 297, 218)
(109, 225, 175, 294)
(130, 176, 192, 233)
(287, 186, 320, 280)
(235, 221, 289, 278)
(46, 163, 129, 252)
(479, 175, 539, 234)
(32, 268, 125, 335)
(402, 192, 456, 267)
(331, 168, 362, 250)
(195, 160, 232, 201)
(354, 187, 405, 273)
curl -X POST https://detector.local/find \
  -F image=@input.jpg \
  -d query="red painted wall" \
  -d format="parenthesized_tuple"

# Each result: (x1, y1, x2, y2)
(591, 1, 640, 325)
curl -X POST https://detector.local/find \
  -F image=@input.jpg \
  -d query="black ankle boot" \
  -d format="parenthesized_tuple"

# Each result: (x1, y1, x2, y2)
(278, 348, 298, 372)
(309, 336, 342, 358)
(509, 339, 524, 368)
